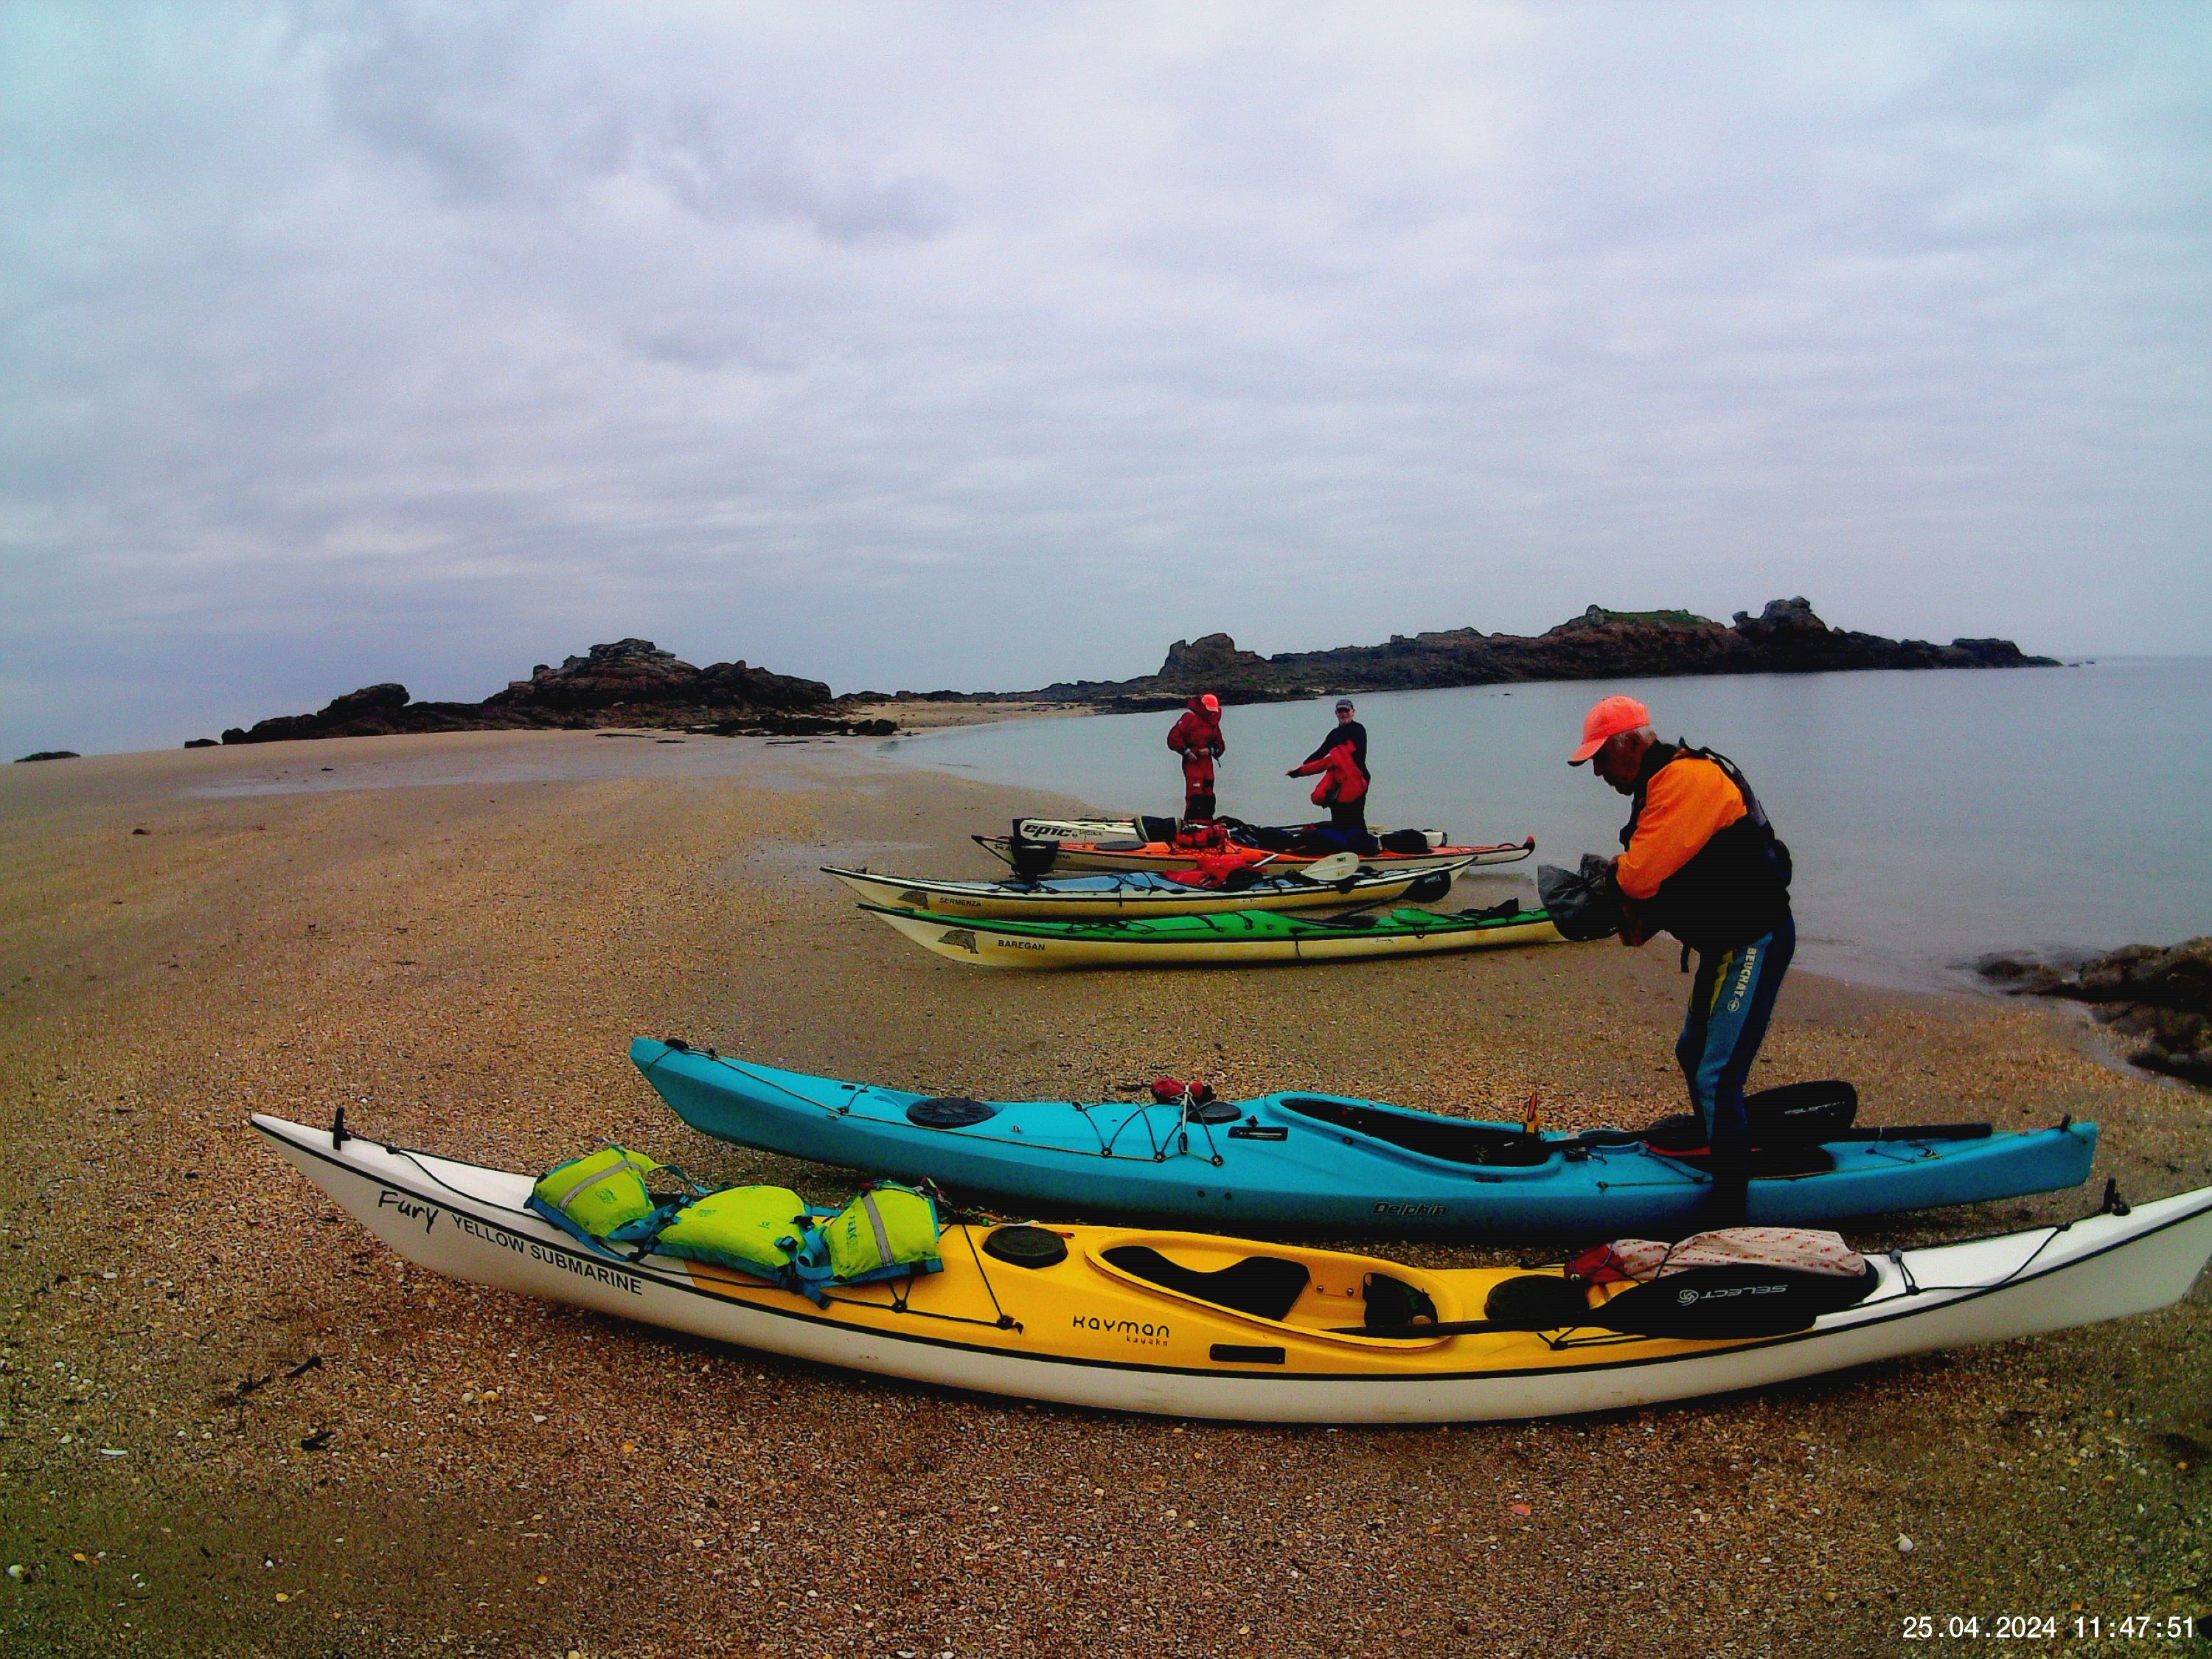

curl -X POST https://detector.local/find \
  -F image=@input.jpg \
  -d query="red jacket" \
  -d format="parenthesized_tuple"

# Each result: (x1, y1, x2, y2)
(1292, 740, 1367, 806)
(1166, 700, 1225, 790)
(1164, 846, 1271, 886)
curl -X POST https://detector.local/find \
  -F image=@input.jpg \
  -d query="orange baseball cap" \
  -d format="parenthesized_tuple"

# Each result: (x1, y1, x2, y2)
(1569, 695, 1651, 764)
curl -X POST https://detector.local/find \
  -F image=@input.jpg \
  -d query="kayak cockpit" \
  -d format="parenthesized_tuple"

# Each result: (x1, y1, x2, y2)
(1276, 1096, 1554, 1169)
(1088, 1236, 1462, 1348)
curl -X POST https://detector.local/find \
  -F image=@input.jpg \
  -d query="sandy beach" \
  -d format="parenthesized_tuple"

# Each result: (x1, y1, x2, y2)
(1, 728, 2205, 1658)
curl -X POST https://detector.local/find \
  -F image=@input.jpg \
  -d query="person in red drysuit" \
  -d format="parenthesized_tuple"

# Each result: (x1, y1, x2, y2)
(1289, 734, 1369, 835)
(1166, 694, 1225, 821)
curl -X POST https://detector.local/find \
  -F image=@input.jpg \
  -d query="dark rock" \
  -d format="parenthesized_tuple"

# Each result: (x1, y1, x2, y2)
(2076, 939, 2212, 1012)
(483, 639, 832, 724)
(219, 639, 850, 745)
(209, 599, 2057, 748)
(1731, 596, 1827, 638)
(222, 684, 508, 744)
(1987, 937, 2212, 1089)
(13, 750, 79, 762)
(1973, 953, 2072, 996)
(184, 738, 218, 749)
(1155, 633, 1276, 692)
(1010, 599, 2056, 706)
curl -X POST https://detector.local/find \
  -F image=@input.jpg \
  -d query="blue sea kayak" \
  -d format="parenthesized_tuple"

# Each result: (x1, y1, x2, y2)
(630, 1039, 2098, 1237)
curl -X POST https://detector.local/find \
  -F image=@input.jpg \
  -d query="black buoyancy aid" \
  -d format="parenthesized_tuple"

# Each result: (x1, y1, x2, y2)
(1619, 742, 1793, 951)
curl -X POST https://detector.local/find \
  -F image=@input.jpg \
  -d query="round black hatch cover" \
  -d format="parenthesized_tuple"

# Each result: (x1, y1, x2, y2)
(907, 1096, 999, 1129)
(983, 1225, 1069, 1267)
(1188, 1099, 1240, 1124)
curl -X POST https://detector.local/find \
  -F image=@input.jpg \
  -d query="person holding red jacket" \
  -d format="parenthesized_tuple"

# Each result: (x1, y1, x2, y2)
(1166, 694, 1225, 821)
(1289, 731, 1369, 835)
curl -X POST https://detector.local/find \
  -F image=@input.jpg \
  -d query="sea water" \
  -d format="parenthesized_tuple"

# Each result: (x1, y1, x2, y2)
(882, 658, 2212, 990)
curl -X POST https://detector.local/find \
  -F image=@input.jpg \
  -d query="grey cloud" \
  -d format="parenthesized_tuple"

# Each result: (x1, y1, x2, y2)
(319, 1, 952, 241)
(2, 1, 2209, 757)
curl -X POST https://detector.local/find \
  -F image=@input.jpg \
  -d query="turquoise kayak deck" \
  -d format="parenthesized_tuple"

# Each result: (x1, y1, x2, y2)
(632, 1040, 2099, 1237)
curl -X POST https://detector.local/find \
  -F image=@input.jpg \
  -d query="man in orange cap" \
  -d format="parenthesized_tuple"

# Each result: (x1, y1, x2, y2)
(1166, 693, 1226, 822)
(1572, 695, 1795, 1224)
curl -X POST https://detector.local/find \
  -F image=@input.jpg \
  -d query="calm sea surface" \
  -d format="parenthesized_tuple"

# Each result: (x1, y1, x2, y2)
(883, 658, 2212, 991)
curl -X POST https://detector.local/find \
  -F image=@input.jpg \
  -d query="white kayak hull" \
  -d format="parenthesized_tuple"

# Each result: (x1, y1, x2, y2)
(256, 1113, 2212, 1425)
(982, 835, 1534, 877)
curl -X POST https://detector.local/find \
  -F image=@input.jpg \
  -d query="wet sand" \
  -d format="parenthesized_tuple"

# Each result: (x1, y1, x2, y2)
(841, 699, 1093, 731)
(1, 730, 2205, 1658)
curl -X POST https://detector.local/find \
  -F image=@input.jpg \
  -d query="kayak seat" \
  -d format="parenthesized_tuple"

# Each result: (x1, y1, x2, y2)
(1643, 1086, 1857, 1154)
(1402, 869, 1454, 904)
(1455, 897, 1528, 922)
(1486, 1274, 1595, 1330)
(1363, 1272, 1439, 1332)
(907, 1097, 999, 1129)
(1101, 1245, 1310, 1322)
(1281, 1097, 1552, 1168)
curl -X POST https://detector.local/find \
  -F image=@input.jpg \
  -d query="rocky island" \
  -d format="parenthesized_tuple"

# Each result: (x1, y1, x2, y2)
(218, 639, 895, 744)
(209, 597, 2053, 745)
(1014, 596, 2059, 710)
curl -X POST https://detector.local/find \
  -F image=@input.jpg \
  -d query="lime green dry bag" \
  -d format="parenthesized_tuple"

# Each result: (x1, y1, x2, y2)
(822, 1183, 942, 1282)
(650, 1186, 810, 1279)
(528, 1147, 667, 1252)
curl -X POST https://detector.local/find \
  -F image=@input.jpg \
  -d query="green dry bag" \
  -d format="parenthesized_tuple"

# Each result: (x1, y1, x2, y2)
(822, 1183, 942, 1281)
(650, 1186, 810, 1279)
(529, 1147, 664, 1244)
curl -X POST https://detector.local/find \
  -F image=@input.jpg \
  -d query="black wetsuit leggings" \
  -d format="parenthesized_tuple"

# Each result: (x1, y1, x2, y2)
(1676, 914, 1795, 1224)
(1329, 799, 1366, 833)
(1185, 791, 1216, 822)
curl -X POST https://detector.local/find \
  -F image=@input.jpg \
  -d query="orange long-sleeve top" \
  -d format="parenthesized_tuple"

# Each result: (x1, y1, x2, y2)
(1616, 756, 1748, 900)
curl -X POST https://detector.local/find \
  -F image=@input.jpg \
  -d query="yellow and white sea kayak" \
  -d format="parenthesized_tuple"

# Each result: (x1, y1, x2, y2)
(256, 1113, 2212, 1425)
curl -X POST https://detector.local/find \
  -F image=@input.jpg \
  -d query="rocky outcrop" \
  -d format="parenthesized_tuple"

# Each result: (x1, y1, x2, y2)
(220, 639, 884, 745)
(202, 599, 2054, 747)
(1014, 598, 2056, 707)
(1982, 939, 2212, 1087)
(481, 639, 835, 724)
(13, 751, 79, 762)
(220, 683, 521, 745)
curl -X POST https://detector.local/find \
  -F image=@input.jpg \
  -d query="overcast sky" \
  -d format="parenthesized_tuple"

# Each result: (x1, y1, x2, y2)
(4, 2, 2209, 755)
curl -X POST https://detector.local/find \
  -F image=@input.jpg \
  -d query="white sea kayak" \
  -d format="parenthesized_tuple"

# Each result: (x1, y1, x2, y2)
(257, 1112, 2212, 1425)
